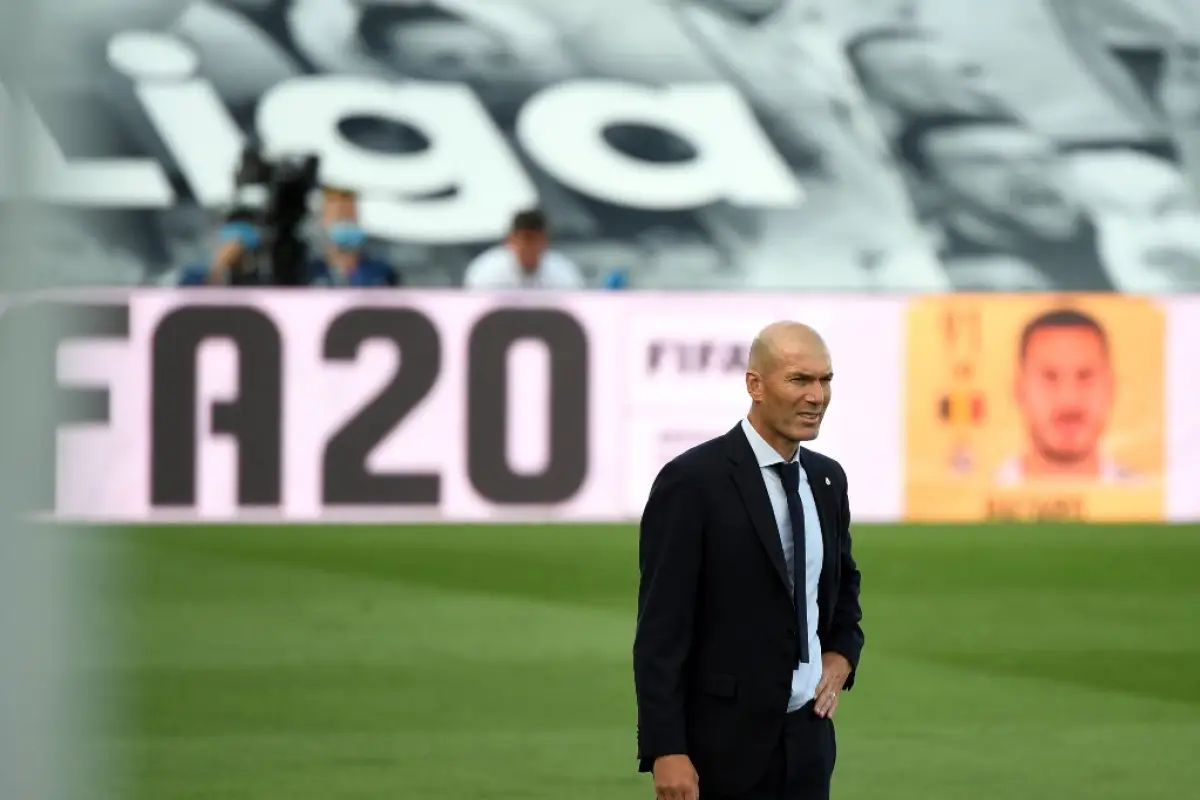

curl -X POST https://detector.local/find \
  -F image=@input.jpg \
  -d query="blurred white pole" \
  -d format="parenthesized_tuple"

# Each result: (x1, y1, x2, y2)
(0, 2, 113, 799)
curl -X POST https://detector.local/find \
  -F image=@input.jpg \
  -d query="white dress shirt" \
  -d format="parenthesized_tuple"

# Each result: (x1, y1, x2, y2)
(462, 245, 586, 289)
(740, 418, 825, 711)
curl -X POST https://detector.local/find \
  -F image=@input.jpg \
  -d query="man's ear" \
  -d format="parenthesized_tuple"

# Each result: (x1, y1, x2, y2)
(746, 371, 761, 401)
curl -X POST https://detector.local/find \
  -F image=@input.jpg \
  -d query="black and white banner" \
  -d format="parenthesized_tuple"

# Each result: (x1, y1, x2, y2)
(14, 0, 1200, 292)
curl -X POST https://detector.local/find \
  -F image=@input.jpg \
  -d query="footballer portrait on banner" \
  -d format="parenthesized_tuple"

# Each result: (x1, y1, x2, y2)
(904, 294, 1166, 521)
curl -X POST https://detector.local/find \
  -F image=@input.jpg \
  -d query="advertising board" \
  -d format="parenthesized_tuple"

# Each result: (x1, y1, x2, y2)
(23, 0, 1200, 298)
(617, 294, 905, 521)
(49, 291, 624, 521)
(905, 294, 1167, 522)
(10, 290, 1197, 523)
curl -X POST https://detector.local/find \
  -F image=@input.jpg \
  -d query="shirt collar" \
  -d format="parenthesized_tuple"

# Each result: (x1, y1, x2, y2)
(740, 417, 799, 469)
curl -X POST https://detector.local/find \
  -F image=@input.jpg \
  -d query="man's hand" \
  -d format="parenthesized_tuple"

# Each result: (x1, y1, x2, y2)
(208, 240, 245, 285)
(814, 652, 853, 718)
(653, 754, 699, 800)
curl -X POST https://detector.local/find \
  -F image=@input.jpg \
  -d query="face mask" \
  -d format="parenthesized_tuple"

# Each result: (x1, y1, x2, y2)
(218, 221, 261, 250)
(328, 222, 366, 251)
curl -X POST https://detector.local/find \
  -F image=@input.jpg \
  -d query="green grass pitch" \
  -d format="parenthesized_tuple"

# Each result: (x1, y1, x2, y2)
(93, 522, 1200, 799)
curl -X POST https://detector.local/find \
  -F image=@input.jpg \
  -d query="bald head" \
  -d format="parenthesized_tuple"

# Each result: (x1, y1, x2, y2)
(748, 321, 828, 375)
(745, 321, 832, 447)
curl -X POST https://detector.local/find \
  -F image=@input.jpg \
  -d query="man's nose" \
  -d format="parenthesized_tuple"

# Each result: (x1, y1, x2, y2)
(1054, 379, 1091, 405)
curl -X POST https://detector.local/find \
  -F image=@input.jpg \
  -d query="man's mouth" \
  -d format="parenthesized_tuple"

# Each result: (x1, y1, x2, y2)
(798, 411, 821, 422)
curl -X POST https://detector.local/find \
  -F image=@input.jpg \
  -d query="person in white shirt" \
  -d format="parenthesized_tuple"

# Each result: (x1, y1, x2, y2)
(462, 208, 587, 289)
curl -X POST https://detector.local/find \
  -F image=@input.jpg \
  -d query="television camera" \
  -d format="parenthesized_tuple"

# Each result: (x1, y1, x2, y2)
(225, 142, 321, 285)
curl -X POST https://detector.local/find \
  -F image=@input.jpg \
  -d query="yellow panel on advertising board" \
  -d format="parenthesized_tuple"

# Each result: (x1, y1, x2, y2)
(905, 295, 1165, 522)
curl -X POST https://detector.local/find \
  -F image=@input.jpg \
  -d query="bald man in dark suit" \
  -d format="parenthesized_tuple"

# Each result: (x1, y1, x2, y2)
(634, 321, 865, 800)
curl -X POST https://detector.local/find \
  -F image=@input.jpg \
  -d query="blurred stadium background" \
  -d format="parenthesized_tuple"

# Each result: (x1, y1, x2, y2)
(2, 0, 1199, 799)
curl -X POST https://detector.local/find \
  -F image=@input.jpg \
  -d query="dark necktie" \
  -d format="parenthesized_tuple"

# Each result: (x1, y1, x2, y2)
(773, 462, 811, 666)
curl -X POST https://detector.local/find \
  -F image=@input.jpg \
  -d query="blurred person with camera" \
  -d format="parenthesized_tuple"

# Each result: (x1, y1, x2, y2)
(178, 143, 318, 286)
(177, 187, 398, 287)
(307, 186, 399, 287)
(175, 209, 271, 286)
(462, 209, 586, 289)
(176, 139, 397, 288)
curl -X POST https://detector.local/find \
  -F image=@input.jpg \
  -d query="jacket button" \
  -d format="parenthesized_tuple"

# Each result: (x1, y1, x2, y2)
(786, 627, 796, 636)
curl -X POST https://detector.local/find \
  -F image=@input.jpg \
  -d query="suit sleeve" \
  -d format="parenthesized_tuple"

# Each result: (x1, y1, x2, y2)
(826, 462, 864, 690)
(633, 458, 704, 764)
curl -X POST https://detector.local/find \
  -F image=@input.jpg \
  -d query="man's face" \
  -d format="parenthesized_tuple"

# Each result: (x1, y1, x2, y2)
(321, 191, 358, 229)
(924, 124, 1083, 238)
(1016, 326, 1114, 464)
(746, 341, 833, 443)
(507, 229, 547, 271)
(856, 36, 997, 115)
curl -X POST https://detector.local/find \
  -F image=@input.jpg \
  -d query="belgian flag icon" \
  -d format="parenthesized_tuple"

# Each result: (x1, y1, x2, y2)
(937, 391, 986, 425)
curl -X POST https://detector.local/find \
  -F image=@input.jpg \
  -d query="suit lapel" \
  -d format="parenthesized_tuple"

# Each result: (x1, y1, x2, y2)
(724, 426, 790, 593)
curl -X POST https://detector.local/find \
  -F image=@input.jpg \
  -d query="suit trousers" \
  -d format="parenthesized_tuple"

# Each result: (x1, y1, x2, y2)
(708, 702, 837, 800)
